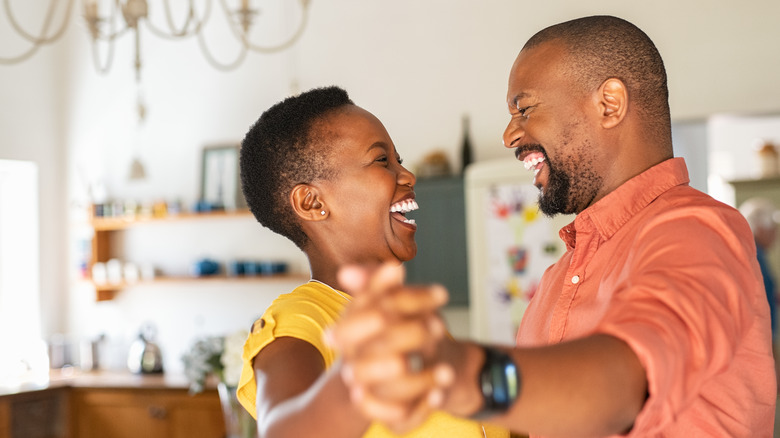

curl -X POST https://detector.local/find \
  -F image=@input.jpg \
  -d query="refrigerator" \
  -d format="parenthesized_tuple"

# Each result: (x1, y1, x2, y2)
(465, 158, 574, 344)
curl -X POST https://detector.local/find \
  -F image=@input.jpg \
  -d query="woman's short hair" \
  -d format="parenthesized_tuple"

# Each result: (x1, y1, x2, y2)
(240, 86, 354, 249)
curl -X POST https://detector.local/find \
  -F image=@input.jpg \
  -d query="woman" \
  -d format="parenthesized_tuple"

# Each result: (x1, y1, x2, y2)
(236, 86, 507, 438)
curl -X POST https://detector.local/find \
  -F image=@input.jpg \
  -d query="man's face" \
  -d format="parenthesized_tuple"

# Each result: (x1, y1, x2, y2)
(502, 41, 606, 216)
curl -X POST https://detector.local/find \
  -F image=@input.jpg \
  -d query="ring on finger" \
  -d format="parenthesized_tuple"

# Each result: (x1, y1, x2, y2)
(406, 352, 425, 373)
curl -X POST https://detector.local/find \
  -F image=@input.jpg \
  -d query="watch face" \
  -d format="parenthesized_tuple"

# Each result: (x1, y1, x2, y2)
(477, 347, 520, 416)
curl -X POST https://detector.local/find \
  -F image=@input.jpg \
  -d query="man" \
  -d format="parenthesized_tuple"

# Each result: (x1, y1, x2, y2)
(328, 15, 776, 437)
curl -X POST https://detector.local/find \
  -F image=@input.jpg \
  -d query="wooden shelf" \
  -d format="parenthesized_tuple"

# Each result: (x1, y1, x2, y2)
(91, 209, 253, 231)
(86, 207, 303, 301)
(92, 273, 309, 301)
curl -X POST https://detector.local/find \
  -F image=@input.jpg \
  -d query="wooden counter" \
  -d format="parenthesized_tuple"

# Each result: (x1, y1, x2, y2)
(0, 370, 225, 438)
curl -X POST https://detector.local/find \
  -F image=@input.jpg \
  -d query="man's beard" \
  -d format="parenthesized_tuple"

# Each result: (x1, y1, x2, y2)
(538, 159, 573, 217)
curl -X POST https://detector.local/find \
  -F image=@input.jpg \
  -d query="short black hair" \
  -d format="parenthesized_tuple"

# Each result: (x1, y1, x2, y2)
(525, 15, 671, 147)
(240, 86, 354, 249)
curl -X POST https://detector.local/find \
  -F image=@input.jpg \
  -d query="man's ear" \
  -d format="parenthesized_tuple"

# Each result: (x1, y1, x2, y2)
(291, 184, 327, 221)
(597, 78, 628, 129)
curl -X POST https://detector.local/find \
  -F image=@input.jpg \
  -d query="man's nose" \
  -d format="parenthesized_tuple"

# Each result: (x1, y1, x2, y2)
(503, 120, 524, 149)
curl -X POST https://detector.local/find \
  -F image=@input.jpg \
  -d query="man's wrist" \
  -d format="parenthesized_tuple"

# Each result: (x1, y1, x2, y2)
(470, 345, 522, 420)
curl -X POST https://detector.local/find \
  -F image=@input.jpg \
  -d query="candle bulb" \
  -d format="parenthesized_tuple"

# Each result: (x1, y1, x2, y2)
(85, 0, 98, 18)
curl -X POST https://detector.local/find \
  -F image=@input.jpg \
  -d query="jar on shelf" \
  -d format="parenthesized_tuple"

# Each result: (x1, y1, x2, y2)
(758, 141, 779, 178)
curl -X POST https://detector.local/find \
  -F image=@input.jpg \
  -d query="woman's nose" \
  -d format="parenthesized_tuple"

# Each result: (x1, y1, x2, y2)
(398, 164, 416, 187)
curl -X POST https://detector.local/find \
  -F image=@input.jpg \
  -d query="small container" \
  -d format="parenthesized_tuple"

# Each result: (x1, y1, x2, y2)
(227, 260, 245, 277)
(91, 262, 107, 285)
(758, 141, 779, 178)
(79, 335, 104, 371)
(191, 258, 220, 276)
(123, 262, 139, 284)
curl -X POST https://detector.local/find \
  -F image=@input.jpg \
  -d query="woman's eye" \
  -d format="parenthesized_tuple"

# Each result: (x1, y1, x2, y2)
(518, 106, 531, 118)
(376, 156, 388, 164)
(397, 157, 404, 165)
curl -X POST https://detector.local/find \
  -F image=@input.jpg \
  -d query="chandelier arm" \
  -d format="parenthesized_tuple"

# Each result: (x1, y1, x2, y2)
(238, 0, 310, 54)
(145, 0, 210, 39)
(90, 34, 117, 75)
(3, 0, 73, 45)
(185, 0, 212, 35)
(196, 29, 248, 71)
(159, 0, 195, 36)
(93, 26, 131, 42)
(145, 18, 191, 39)
(217, 0, 244, 40)
(0, 43, 41, 65)
(89, 0, 123, 74)
(91, 0, 131, 42)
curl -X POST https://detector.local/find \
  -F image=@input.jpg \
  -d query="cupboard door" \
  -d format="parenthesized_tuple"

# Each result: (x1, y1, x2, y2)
(6, 388, 70, 438)
(77, 403, 165, 438)
(168, 392, 224, 438)
(73, 388, 224, 438)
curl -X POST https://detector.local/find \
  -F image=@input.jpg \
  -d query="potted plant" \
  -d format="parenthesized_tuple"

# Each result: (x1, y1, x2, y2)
(182, 330, 255, 438)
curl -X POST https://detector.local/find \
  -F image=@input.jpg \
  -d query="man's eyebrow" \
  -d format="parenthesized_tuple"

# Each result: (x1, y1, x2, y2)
(367, 141, 389, 152)
(509, 92, 531, 108)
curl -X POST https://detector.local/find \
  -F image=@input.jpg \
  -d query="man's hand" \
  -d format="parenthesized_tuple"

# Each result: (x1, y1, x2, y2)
(326, 263, 455, 433)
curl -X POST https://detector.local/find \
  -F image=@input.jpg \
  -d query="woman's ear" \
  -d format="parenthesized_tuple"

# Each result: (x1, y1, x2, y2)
(598, 78, 628, 129)
(291, 184, 327, 221)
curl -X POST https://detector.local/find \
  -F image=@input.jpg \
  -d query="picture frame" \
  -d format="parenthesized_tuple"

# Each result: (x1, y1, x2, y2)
(199, 144, 245, 210)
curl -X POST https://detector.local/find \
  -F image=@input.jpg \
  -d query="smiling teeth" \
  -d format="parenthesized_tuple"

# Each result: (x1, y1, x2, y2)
(523, 155, 545, 170)
(390, 200, 419, 214)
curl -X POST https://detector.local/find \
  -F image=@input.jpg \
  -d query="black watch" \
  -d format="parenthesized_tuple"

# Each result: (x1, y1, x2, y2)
(472, 346, 522, 419)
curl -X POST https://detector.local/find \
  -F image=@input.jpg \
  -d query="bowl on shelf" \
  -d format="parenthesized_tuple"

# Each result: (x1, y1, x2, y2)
(191, 258, 221, 277)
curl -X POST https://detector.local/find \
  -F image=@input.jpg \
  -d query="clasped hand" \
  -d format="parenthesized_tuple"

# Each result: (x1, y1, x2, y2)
(326, 263, 456, 433)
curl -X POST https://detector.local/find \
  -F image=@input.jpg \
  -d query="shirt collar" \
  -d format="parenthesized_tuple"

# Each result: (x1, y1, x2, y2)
(561, 157, 690, 247)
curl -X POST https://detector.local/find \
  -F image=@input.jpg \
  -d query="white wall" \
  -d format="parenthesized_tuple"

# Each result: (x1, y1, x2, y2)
(2, 0, 780, 373)
(0, 3, 68, 339)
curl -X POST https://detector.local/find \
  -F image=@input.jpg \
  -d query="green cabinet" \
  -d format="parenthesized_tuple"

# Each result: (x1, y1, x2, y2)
(405, 176, 469, 306)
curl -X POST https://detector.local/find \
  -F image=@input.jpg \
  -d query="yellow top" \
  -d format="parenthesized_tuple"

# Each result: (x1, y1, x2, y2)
(237, 281, 509, 438)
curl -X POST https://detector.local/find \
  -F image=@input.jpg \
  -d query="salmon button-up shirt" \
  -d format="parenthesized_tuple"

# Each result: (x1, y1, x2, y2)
(518, 157, 776, 437)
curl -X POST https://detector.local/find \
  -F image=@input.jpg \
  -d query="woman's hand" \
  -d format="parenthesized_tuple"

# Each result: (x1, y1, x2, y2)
(326, 264, 455, 433)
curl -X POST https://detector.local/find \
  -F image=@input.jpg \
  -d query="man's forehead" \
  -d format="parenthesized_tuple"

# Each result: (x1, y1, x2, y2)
(506, 91, 532, 108)
(507, 43, 568, 100)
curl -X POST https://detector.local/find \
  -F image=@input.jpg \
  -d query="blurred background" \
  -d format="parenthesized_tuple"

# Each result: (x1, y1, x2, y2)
(1, 2, 779, 435)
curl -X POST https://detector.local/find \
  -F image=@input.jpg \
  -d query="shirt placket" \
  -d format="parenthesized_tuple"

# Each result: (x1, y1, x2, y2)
(548, 220, 598, 344)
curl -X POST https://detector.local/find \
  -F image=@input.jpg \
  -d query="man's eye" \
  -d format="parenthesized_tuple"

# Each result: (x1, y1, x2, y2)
(517, 106, 531, 118)
(376, 156, 388, 163)
(397, 157, 404, 165)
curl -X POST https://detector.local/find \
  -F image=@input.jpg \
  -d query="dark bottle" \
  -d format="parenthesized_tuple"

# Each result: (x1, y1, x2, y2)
(460, 114, 474, 173)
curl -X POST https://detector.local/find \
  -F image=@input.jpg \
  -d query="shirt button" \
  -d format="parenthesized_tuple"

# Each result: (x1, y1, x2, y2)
(571, 275, 580, 284)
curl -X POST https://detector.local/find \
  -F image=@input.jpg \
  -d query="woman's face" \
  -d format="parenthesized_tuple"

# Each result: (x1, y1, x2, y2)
(314, 105, 418, 264)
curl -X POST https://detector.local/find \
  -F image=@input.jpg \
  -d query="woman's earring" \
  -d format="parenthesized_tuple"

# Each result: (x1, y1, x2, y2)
(321, 211, 326, 216)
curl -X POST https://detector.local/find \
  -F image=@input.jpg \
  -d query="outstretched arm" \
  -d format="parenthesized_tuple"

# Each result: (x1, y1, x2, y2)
(329, 264, 648, 437)
(253, 337, 370, 438)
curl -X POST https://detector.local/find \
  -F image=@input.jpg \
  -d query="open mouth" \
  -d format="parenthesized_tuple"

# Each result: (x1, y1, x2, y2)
(390, 199, 418, 225)
(522, 151, 546, 176)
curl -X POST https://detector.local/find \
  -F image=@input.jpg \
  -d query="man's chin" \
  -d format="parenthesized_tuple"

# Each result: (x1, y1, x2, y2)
(538, 194, 569, 217)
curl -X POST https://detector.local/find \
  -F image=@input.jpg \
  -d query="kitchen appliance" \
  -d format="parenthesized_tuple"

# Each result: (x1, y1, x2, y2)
(127, 324, 164, 374)
(465, 158, 573, 344)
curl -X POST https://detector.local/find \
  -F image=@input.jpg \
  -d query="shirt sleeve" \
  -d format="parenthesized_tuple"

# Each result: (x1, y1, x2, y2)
(594, 205, 772, 436)
(236, 299, 337, 420)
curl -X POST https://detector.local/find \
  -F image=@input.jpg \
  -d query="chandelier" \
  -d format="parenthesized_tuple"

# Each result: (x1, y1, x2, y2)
(0, 0, 311, 76)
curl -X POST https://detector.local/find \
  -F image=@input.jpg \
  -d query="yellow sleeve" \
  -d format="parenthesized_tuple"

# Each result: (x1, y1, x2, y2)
(236, 290, 340, 419)
(236, 313, 278, 420)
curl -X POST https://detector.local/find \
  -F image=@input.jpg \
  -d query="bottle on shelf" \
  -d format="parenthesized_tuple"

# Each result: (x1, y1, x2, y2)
(460, 114, 474, 173)
(758, 141, 779, 178)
